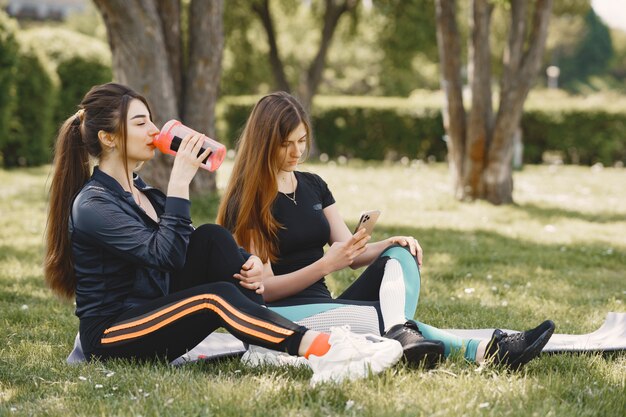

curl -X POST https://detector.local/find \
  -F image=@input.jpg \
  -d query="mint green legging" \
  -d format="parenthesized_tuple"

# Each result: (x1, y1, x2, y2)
(412, 320, 482, 362)
(268, 245, 483, 362)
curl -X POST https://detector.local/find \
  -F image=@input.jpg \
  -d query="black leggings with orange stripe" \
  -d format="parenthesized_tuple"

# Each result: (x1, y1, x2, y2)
(87, 224, 307, 362)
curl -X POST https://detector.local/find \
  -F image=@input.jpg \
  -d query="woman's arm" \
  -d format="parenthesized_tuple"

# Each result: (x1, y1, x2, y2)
(252, 230, 369, 302)
(74, 134, 213, 271)
(73, 193, 193, 271)
(259, 201, 423, 302)
(261, 258, 331, 303)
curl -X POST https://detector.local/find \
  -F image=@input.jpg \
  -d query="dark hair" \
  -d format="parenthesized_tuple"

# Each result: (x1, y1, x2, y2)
(44, 82, 151, 298)
(217, 91, 311, 263)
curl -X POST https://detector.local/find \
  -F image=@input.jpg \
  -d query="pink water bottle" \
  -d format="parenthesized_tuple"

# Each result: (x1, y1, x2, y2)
(153, 120, 226, 172)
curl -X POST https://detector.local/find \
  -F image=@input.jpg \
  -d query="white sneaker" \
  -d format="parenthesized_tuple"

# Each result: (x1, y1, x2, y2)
(241, 345, 310, 368)
(308, 325, 402, 386)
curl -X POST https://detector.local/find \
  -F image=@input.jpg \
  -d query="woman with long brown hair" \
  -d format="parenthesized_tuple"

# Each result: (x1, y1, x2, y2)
(44, 83, 402, 385)
(218, 91, 555, 371)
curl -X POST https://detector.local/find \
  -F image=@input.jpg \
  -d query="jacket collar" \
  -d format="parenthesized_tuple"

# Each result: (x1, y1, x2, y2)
(91, 166, 154, 196)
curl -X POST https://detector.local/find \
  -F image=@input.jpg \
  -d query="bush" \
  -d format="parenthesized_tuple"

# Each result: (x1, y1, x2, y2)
(220, 93, 626, 166)
(55, 56, 112, 122)
(0, 27, 112, 166)
(4, 39, 58, 167)
(522, 110, 626, 165)
(220, 95, 447, 161)
(18, 27, 111, 67)
(0, 11, 20, 164)
(18, 27, 112, 124)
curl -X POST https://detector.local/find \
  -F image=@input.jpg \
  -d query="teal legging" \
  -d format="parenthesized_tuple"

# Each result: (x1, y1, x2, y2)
(268, 245, 483, 362)
(413, 321, 482, 362)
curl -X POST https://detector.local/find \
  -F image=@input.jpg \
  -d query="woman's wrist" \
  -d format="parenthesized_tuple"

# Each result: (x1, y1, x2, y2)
(248, 254, 262, 266)
(166, 180, 190, 200)
(317, 257, 331, 277)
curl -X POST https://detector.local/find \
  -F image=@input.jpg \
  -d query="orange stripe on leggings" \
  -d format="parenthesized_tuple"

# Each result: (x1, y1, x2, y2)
(103, 294, 293, 337)
(101, 302, 286, 344)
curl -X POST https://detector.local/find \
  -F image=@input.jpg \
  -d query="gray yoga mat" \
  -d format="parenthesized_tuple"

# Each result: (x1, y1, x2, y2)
(67, 312, 626, 364)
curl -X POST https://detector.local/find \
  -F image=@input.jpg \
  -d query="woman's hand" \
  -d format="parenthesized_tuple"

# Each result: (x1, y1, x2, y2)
(233, 255, 265, 294)
(387, 236, 423, 266)
(321, 228, 370, 275)
(166, 133, 212, 199)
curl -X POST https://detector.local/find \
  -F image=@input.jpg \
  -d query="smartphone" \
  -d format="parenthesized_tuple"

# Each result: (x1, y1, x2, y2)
(354, 210, 381, 235)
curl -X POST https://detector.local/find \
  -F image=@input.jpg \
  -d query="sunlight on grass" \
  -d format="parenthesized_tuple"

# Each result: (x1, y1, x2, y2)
(1, 162, 624, 416)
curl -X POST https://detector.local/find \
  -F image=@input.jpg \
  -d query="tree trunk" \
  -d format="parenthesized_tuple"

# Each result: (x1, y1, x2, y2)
(484, 0, 552, 204)
(156, 0, 183, 115)
(93, 0, 223, 193)
(182, 0, 224, 193)
(464, 0, 493, 200)
(252, 0, 291, 92)
(300, 0, 358, 111)
(435, 0, 466, 199)
(253, 0, 358, 157)
(435, 0, 553, 205)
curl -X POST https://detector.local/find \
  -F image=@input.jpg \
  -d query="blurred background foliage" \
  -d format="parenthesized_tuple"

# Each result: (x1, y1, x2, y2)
(1, 0, 625, 168)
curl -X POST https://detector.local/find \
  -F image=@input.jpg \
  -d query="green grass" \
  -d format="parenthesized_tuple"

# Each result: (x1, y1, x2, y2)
(1, 162, 625, 416)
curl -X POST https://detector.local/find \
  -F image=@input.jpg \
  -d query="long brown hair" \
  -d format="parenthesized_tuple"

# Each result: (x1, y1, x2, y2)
(217, 92, 311, 263)
(44, 83, 151, 299)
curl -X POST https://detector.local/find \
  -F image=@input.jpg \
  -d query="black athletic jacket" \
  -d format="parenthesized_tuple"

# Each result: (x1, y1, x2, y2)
(70, 167, 194, 320)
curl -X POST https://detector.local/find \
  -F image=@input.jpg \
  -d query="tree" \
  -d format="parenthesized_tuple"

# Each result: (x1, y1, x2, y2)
(251, 0, 359, 111)
(557, 8, 613, 88)
(435, 0, 553, 204)
(92, 0, 224, 192)
(376, 0, 439, 95)
(0, 10, 20, 162)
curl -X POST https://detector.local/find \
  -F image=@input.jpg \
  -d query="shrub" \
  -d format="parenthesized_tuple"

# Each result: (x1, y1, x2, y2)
(55, 56, 112, 122)
(18, 27, 112, 124)
(220, 93, 626, 166)
(4, 38, 58, 167)
(220, 95, 447, 161)
(0, 27, 113, 166)
(522, 110, 626, 165)
(0, 11, 20, 164)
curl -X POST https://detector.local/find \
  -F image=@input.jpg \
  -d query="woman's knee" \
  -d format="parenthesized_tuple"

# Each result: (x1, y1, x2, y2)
(192, 224, 236, 245)
(381, 244, 419, 267)
(194, 223, 231, 238)
(191, 281, 240, 297)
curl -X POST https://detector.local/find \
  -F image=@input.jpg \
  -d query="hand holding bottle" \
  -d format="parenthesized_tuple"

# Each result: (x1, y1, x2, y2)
(167, 134, 212, 199)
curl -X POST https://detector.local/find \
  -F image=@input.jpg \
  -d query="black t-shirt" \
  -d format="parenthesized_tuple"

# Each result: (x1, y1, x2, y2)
(270, 171, 336, 301)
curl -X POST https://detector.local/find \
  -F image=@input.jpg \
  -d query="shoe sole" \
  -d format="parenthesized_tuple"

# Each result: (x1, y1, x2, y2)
(402, 343, 444, 369)
(508, 321, 555, 370)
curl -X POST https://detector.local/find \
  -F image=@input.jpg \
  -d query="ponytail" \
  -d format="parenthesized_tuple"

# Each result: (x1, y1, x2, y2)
(44, 112, 90, 299)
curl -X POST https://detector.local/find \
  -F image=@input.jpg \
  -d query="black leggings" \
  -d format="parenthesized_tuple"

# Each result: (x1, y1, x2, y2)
(88, 224, 307, 362)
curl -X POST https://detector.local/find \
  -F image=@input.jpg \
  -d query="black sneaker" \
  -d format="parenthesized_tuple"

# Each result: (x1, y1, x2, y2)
(383, 321, 445, 369)
(485, 320, 555, 370)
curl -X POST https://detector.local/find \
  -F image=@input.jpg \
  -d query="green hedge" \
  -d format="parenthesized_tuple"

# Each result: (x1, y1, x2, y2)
(220, 94, 626, 165)
(0, 11, 20, 164)
(220, 96, 447, 161)
(522, 110, 626, 165)
(0, 27, 112, 167)
(19, 27, 112, 124)
(5, 40, 58, 167)
(55, 56, 112, 122)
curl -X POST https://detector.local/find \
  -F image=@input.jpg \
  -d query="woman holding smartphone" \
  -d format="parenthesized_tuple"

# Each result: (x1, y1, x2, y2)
(43, 83, 403, 385)
(217, 92, 554, 370)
